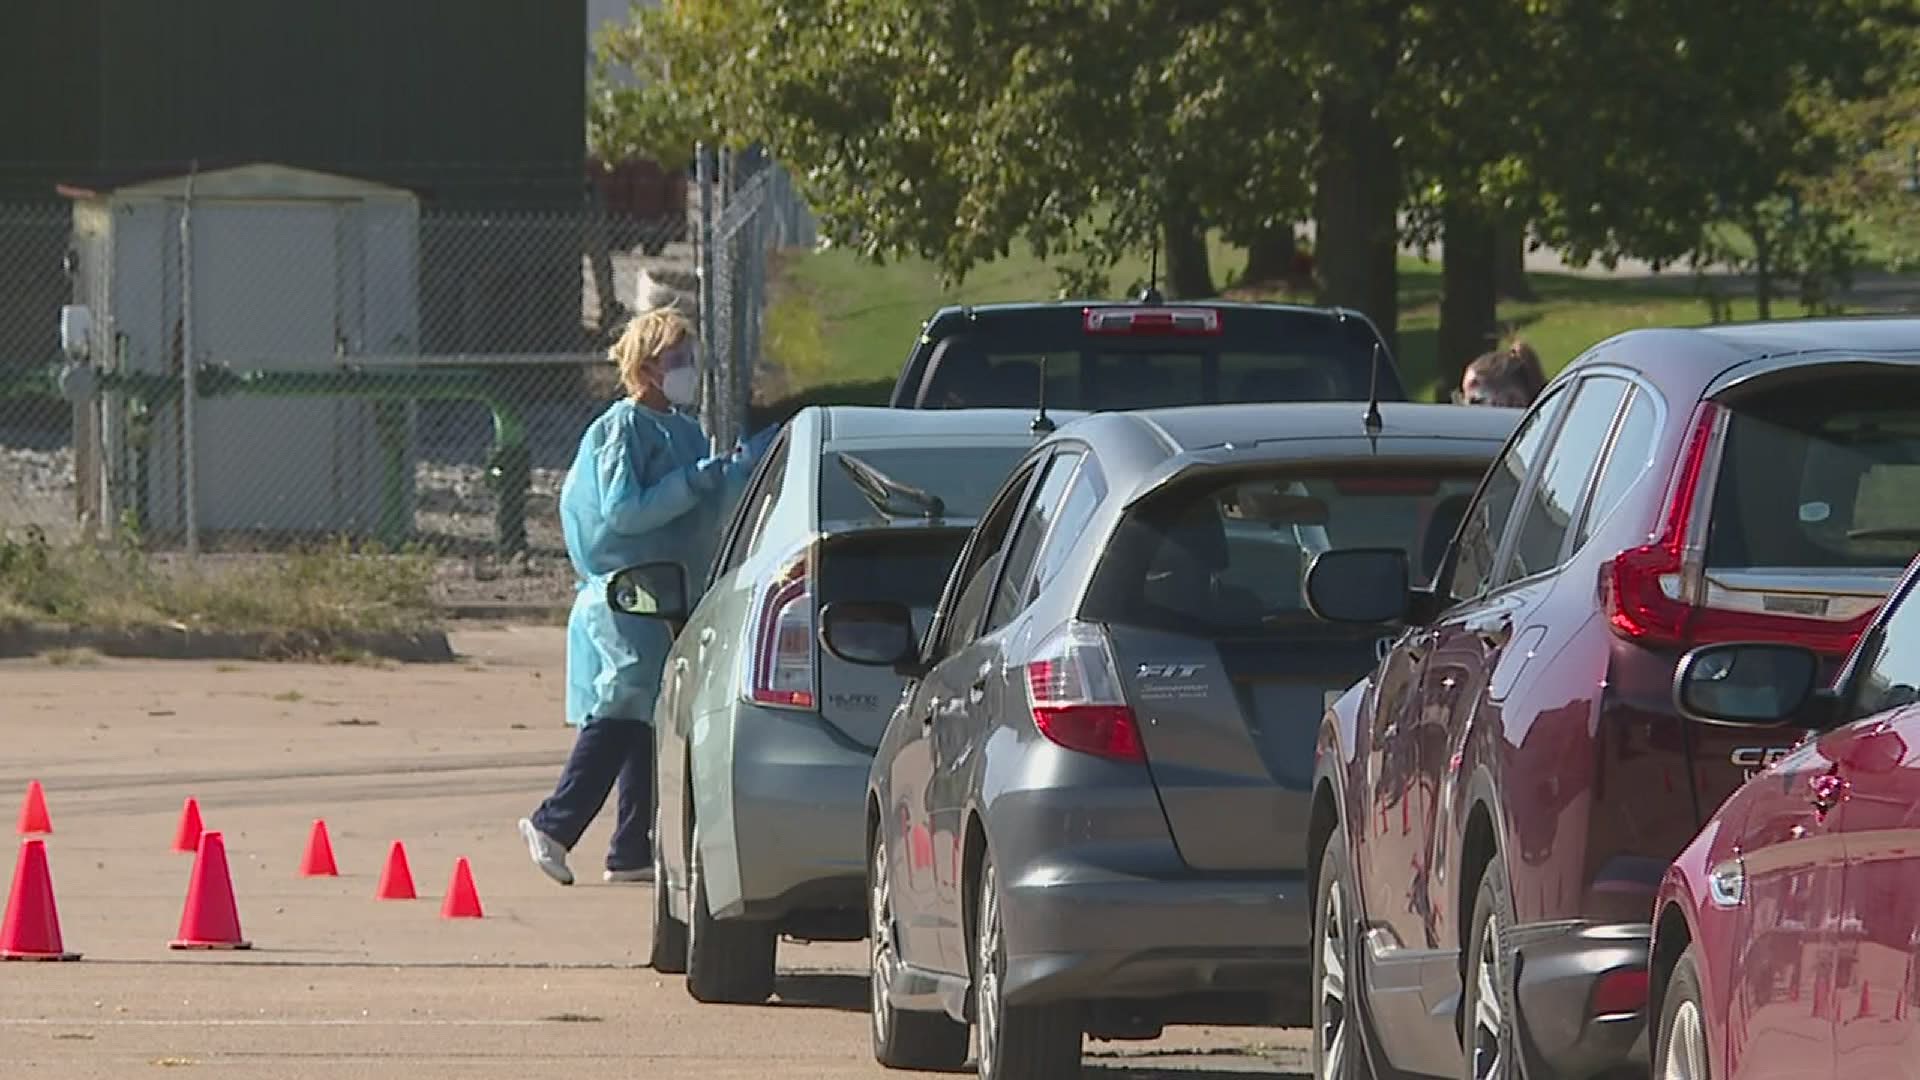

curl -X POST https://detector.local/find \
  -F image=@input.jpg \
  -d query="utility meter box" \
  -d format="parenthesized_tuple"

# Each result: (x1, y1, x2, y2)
(62, 163, 421, 539)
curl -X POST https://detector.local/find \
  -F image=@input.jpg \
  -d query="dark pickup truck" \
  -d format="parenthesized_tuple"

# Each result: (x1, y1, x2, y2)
(887, 300, 1407, 411)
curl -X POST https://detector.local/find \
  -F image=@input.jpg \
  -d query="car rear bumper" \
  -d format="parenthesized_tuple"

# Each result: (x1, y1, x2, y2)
(1508, 920, 1651, 1079)
(999, 868, 1310, 1010)
(715, 710, 872, 922)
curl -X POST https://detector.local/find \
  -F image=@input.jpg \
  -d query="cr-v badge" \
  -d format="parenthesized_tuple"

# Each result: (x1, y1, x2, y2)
(1731, 746, 1792, 780)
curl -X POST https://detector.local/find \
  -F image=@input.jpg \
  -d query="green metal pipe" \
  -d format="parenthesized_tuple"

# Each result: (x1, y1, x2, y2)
(178, 367, 534, 553)
(0, 365, 58, 400)
(17, 363, 537, 554)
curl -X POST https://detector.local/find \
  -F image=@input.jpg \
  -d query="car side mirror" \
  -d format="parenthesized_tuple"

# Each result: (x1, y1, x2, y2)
(1304, 548, 1412, 625)
(820, 601, 919, 669)
(607, 562, 690, 623)
(1674, 643, 1826, 728)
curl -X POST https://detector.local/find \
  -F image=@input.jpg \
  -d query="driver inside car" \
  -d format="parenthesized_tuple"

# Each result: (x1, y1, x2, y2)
(1140, 498, 1266, 629)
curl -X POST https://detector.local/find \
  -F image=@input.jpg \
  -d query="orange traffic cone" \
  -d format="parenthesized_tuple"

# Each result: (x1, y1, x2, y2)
(375, 841, 416, 900)
(298, 819, 338, 878)
(170, 831, 251, 950)
(1, 839, 80, 960)
(440, 857, 483, 919)
(16, 781, 51, 836)
(172, 797, 204, 854)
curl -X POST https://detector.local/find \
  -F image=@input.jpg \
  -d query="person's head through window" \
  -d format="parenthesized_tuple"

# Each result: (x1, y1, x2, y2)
(1141, 495, 1262, 623)
(611, 306, 699, 412)
(1455, 340, 1545, 408)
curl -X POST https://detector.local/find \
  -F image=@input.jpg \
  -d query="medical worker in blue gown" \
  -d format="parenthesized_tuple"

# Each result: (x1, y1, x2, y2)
(519, 306, 777, 886)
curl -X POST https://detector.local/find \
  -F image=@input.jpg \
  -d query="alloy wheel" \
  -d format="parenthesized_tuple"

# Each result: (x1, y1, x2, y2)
(976, 862, 1005, 1076)
(1470, 916, 1507, 1080)
(1661, 1000, 1708, 1080)
(870, 838, 896, 1045)
(1319, 875, 1350, 1076)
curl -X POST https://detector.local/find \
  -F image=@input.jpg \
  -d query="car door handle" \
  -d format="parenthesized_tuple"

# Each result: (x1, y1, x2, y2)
(969, 662, 992, 704)
(1810, 772, 1850, 815)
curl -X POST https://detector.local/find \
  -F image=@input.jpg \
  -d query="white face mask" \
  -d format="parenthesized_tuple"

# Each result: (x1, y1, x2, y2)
(661, 367, 698, 408)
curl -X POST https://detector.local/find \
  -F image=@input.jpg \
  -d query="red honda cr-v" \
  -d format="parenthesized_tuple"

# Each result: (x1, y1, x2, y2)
(1653, 551, 1920, 1080)
(1302, 320, 1920, 1079)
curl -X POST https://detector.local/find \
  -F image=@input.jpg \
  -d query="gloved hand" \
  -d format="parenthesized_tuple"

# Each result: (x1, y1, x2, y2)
(738, 423, 780, 462)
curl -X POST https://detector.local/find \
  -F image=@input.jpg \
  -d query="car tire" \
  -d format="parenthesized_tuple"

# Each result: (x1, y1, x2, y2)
(1312, 827, 1376, 1080)
(1656, 947, 1712, 1080)
(973, 855, 1081, 1080)
(647, 805, 687, 974)
(869, 830, 968, 1070)
(1462, 851, 1517, 1080)
(685, 825, 777, 1004)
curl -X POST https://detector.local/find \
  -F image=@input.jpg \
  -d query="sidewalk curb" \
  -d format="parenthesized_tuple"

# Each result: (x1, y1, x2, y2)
(0, 622, 457, 664)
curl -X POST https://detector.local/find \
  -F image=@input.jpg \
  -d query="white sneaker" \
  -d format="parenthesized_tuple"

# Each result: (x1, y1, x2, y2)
(518, 818, 574, 886)
(603, 867, 653, 884)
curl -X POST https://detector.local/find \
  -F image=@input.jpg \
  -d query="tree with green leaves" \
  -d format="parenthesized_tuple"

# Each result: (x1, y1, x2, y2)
(606, 0, 1901, 384)
(631, 0, 1325, 300)
(1399, 0, 1891, 389)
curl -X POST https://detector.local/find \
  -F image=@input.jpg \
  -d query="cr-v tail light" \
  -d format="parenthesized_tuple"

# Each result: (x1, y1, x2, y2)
(1598, 401, 1872, 656)
(1023, 621, 1145, 763)
(748, 553, 816, 709)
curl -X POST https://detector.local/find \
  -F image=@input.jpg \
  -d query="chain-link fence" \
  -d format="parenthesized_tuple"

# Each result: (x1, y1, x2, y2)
(0, 156, 814, 609)
(696, 145, 816, 450)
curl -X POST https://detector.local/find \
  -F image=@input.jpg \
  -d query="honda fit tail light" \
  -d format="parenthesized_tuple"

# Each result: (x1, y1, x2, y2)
(1023, 621, 1145, 763)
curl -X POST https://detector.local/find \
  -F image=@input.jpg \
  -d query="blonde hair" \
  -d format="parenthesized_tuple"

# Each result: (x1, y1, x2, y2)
(610, 306, 694, 399)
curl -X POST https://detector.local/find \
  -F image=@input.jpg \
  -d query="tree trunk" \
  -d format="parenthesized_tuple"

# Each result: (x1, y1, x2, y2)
(1314, 92, 1400, 354)
(1495, 220, 1535, 300)
(1162, 199, 1216, 299)
(1239, 225, 1299, 287)
(1750, 217, 1774, 321)
(1439, 202, 1500, 395)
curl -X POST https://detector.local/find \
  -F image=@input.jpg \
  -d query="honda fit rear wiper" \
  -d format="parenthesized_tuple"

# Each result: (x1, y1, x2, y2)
(837, 453, 946, 520)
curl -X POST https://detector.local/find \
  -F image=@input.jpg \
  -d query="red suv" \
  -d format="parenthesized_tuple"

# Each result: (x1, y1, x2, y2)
(1301, 320, 1920, 1079)
(1653, 553, 1920, 1080)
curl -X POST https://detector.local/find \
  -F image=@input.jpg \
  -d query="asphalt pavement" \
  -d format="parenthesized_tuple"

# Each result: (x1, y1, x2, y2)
(0, 628, 1304, 1078)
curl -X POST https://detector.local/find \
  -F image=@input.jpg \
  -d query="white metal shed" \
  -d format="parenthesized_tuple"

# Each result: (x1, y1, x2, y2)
(64, 162, 421, 539)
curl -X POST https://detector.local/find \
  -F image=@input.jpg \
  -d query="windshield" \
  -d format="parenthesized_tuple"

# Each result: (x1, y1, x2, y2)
(818, 446, 1027, 524)
(1085, 467, 1485, 636)
(1708, 374, 1920, 573)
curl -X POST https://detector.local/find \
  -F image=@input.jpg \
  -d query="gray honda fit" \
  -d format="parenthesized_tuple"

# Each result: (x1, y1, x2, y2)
(829, 402, 1518, 1079)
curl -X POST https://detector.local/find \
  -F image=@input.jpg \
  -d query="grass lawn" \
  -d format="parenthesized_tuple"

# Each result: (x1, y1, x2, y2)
(0, 533, 441, 639)
(760, 242, 1824, 411)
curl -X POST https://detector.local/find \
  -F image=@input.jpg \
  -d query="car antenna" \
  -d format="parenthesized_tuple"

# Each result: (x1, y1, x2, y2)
(1363, 342, 1385, 437)
(1031, 355, 1056, 434)
(1137, 235, 1164, 305)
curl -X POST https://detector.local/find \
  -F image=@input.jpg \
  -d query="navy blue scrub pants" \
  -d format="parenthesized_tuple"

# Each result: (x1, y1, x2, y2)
(529, 718, 654, 873)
